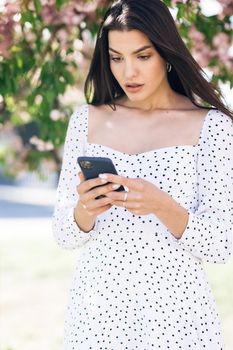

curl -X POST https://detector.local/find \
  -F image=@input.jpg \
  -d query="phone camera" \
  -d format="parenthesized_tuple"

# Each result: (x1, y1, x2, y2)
(80, 160, 93, 169)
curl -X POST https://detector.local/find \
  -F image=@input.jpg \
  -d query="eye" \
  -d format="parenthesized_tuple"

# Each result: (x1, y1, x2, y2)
(110, 56, 122, 62)
(138, 55, 150, 60)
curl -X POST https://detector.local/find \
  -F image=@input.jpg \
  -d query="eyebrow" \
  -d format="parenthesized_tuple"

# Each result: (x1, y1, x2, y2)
(108, 45, 153, 55)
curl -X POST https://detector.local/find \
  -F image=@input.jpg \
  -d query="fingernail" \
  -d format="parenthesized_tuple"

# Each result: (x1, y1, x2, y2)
(112, 184, 121, 189)
(99, 173, 107, 179)
(100, 178, 108, 183)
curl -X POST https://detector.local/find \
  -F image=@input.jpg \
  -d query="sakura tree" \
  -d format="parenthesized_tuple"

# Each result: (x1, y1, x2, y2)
(0, 0, 232, 177)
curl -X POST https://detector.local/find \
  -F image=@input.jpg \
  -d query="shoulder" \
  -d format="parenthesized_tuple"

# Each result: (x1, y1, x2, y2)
(87, 103, 114, 131)
(199, 109, 233, 152)
(88, 103, 112, 115)
(64, 104, 89, 139)
(71, 104, 88, 120)
(69, 103, 113, 136)
(207, 108, 232, 121)
(205, 109, 233, 134)
(173, 95, 232, 127)
(67, 104, 89, 131)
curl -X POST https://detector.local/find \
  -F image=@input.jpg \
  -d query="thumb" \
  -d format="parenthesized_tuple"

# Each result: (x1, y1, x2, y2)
(78, 171, 85, 183)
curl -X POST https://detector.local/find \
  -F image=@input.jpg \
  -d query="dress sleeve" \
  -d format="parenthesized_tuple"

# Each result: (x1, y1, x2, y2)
(52, 104, 99, 250)
(177, 110, 233, 263)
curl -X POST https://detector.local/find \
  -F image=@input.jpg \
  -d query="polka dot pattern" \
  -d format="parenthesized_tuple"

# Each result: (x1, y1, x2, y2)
(52, 104, 232, 349)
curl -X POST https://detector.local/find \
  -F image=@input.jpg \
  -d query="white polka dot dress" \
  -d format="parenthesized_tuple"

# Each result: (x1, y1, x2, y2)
(52, 104, 233, 350)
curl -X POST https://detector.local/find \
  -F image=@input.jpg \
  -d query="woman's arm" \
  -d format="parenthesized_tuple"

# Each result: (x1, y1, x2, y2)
(164, 111, 232, 263)
(104, 111, 232, 263)
(151, 192, 189, 239)
(52, 105, 99, 250)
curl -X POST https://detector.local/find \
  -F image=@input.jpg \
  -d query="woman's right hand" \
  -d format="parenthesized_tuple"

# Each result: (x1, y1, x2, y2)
(76, 171, 120, 217)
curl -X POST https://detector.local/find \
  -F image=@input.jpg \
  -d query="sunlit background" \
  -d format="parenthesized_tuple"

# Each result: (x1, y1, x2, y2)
(0, 0, 233, 349)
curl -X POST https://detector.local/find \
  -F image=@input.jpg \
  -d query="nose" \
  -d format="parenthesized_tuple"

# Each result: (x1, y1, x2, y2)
(124, 60, 138, 79)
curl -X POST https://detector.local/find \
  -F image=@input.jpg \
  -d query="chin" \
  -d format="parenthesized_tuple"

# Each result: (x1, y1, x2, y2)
(127, 94, 148, 102)
(125, 91, 143, 98)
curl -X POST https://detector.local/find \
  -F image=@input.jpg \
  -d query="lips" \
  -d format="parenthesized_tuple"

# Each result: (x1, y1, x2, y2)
(125, 83, 144, 93)
(125, 83, 143, 87)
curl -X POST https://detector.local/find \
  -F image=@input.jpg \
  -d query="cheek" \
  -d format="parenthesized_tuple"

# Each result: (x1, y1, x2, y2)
(110, 63, 121, 80)
(145, 61, 166, 83)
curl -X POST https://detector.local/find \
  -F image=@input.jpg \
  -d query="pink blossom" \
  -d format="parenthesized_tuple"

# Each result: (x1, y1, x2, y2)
(57, 28, 70, 49)
(3, 2, 20, 16)
(189, 26, 205, 42)
(58, 88, 84, 107)
(30, 136, 54, 151)
(0, 19, 13, 57)
(213, 32, 229, 47)
(39, 0, 106, 27)
(0, 2, 20, 58)
(213, 32, 231, 64)
(189, 24, 232, 70)
(225, 60, 233, 71)
(50, 109, 65, 121)
(189, 25, 212, 68)
(218, 0, 233, 16)
(40, 2, 85, 27)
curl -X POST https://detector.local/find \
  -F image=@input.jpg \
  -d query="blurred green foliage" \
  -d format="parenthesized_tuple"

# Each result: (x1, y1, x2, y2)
(0, 0, 232, 176)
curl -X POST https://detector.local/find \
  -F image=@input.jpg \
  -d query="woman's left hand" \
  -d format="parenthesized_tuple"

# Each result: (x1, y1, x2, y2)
(99, 173, 168, 216)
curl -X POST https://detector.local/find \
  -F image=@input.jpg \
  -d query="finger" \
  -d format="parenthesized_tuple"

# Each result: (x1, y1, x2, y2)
(78, 171, 85, 183)
(82, 182, 122, 202)
(83, 194, 114, 211)
(99, 173, 143, 191)
(77, 176, 109, 194)
(76, 172, 85, 196)
(87, 204, 112, 216)
(112, 200, 141, 210)
(105, 190, 130, 202)
(106, 191, 142, 203)
(92, 194, 114, 208)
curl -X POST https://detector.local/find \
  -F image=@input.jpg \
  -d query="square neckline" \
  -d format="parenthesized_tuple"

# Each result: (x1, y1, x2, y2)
(85, 104, 212, 157)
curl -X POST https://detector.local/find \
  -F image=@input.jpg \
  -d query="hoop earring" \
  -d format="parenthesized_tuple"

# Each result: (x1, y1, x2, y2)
(166, 62, 172, 72)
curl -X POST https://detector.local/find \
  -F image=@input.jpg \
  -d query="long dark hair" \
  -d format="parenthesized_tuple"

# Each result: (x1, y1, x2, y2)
(84, 0, 232, 119)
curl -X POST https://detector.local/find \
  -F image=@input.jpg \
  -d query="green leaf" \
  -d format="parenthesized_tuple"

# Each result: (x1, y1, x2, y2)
(163, 0, 172, 7)
(1, 0, 232, 178)
(60, 68, 75, 85)
(177, 4, 186, 20)
(54, 78, 66, 94)
(15, 55, 24, 70)
(21, 10, 35, 25)
(230, 78, 233, 90)
(44, 90, 56, 106)
(33, 0, 42, 14)
(55, 0, 68, 10)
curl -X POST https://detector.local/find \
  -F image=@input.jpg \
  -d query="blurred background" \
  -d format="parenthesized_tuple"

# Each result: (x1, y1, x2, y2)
(0, 0, 233, 349)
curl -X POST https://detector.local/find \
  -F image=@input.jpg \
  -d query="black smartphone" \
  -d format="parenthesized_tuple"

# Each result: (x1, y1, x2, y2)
(77, 156, 125, 192)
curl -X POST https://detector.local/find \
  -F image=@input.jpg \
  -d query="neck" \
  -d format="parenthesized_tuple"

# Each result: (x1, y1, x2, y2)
(118, 83, 182, 112)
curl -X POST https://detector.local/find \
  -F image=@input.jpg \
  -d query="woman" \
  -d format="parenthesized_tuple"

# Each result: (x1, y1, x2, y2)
(52, 0, 233, 349)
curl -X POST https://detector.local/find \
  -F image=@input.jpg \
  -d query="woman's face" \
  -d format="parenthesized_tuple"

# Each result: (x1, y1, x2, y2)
(108, 29, 168, 105)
